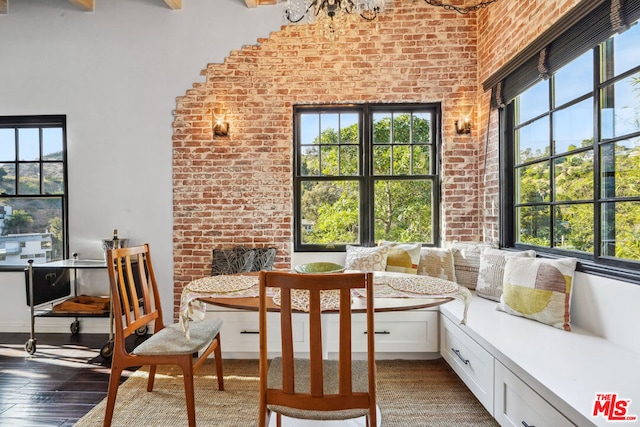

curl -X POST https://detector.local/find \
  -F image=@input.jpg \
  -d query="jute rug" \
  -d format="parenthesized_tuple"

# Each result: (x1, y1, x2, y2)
(74, 358, 498, 427)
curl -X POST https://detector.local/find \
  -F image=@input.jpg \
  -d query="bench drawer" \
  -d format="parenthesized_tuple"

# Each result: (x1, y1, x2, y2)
(327, 310, 439, 354)
(441, 314, 494, 414)
(205, 311, 307, 354)
(495, 361, 575, 427)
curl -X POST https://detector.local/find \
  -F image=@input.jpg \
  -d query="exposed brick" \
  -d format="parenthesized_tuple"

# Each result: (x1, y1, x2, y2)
(171, 0, 578, 318)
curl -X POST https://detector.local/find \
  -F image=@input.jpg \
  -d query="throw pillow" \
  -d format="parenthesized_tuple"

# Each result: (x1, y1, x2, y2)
(380, 242, 421, 274)
(475, 249, 536, 301)
(344, 245, 390, 271)
(497, 257, 577, 331)
(417, 247, 457, 282)
(448, 242, 497, 290)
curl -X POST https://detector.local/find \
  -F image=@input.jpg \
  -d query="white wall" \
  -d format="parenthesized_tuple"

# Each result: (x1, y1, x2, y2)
(0, 0, 283, 331)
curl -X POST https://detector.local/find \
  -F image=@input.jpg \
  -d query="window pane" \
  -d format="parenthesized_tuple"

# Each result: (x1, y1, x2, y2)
(601, 138, 640, 198)
(373, 146, 391, 175)
(42, 128, 63, 160)
(340, 113, 359, 144)
(0, 163, 16, 195)
(18, 163, 39, 195)
(516, 80, 549, 124)
(18, 128, 40, 161)
(0, 129, 15, 161)
(412, 145, 430, 175)
(0, 196, 64, 265)
(610, 23, 640, 78)
(554, 151, 594, 202)
(300, 180, 360, 245)
(300, 145, 319, 176)
(601, 201, 640, 261)
(517, 205, 550, 247)
(552, 98, 593, 154)
(393, 113, 411, 144)
(373, 112, 391, 144)
(413, 112, 431, 143)
(516, 161, 550, 203)
(392, 145, 411, 175)
(374, 179, 433, 243)
(321, 146, 339, 175)
(43, 163, 64, 194)
(516, 116, 550, 163)
(554, 203, 594, 253)
(300, 114, 319, 145)
(600, 73, 640, 139)
(554, 51, 593, 107)
(320, 114, 339, 144)
(340, 145, 358, 176)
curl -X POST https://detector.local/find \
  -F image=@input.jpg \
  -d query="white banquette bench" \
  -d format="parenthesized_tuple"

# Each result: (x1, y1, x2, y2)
(207, 243, 640, 427)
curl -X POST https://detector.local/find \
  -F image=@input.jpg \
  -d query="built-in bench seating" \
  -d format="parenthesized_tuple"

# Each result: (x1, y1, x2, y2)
(441, 293, 640, 427)
(293, 242, 640, 426)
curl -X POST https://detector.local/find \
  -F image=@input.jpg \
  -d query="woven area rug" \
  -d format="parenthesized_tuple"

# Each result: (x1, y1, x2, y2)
(74, 358, 498, 427)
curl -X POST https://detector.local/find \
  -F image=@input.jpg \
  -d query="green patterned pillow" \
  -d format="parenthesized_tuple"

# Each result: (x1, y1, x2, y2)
(497, 257, 577, 331)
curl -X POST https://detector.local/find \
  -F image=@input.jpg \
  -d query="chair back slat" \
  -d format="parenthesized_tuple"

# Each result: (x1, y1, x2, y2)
(279, 287, 295, 394)
(107, 244, 164, 346)
(338, 287, 353, 394)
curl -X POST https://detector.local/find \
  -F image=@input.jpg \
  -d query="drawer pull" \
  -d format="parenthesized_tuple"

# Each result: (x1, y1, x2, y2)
(521, 422, 535, 427)
(240, 330, 260, 334)
(452, 348, 469, 365)
(364, 331, 391, 335)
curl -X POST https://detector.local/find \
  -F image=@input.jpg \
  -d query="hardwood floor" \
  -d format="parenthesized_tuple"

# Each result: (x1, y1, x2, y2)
(0, 332, 145, 427)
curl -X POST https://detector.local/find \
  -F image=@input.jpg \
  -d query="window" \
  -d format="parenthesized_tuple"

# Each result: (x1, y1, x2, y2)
(293, 103, 441, 251)
(502, 13, 640, 279)
(0, 116, 68, 267)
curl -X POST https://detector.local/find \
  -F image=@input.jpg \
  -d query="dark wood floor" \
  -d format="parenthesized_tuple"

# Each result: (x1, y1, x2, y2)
(0, 332, 145, 427)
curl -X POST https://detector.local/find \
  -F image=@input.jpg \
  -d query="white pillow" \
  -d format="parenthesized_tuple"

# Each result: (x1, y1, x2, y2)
(344, 245, 390, 271)
(497, 257, 577, 331)
(475, 249, 536, 301)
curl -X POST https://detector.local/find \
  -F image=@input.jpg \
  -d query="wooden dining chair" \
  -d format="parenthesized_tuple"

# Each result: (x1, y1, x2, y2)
(103, 244, 224, 427)
(258, 270, 376, 427)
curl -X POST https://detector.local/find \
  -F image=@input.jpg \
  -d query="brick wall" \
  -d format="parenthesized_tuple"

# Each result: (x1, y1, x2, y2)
(476, 0, 582, 243)
(172, 0, 580, 314)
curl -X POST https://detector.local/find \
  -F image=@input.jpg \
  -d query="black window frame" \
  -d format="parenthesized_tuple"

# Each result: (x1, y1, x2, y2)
(293, 103, 442, 252)
(498, 1, 640, 284)
(0, 115, 69, 270)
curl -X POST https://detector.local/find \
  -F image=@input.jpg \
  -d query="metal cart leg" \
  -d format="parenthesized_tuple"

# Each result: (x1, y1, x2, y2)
(100, 289, 114, 359)
(25, 260, 37, 355)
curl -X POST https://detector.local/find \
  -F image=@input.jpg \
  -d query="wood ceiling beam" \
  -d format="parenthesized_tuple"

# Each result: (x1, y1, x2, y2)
(245, 0, 277, 8)
(1, 0, 8, 14)
(164, 0, 182, 10)
(68, 0, 95, 11)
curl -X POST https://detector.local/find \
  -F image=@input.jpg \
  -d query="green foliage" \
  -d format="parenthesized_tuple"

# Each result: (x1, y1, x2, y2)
(300, 113, 434, 245)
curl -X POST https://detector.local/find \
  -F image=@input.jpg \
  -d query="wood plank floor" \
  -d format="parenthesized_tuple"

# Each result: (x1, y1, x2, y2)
(0, 332, 145, 427)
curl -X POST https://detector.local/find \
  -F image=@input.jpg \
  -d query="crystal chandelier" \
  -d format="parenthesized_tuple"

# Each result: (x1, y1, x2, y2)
(282, 0, 388, 39)
(282, 0, 503, 38)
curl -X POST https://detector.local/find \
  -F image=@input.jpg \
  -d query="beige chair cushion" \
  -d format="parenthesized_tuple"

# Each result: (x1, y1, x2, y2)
(266, 357, 372, 420)
(133, 319, 223, 356)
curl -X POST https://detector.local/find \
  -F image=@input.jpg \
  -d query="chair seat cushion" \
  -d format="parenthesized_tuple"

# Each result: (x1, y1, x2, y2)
(133, 319, 223, 356)
(267, 357, 373, 420)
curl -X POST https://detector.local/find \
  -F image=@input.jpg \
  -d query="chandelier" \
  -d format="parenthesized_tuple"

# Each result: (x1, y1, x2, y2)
(282, 0, 503, 38)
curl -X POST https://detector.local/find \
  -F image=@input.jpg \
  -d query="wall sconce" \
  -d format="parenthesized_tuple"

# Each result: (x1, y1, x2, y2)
(455, 117, 472, 135)
(213, 111, 229, 137)
(455, 107, 473, 134)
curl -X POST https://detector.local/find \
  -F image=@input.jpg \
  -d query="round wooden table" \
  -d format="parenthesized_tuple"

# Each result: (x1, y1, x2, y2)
(197, 294, 453, 313)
